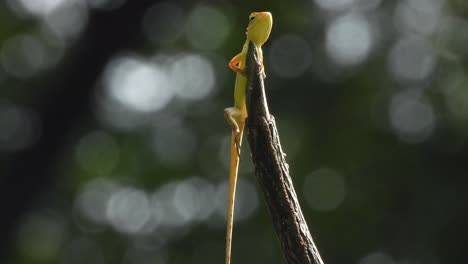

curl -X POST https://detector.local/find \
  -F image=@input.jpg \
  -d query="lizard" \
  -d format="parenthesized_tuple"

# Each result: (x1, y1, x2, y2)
(224, 11, 273, 264)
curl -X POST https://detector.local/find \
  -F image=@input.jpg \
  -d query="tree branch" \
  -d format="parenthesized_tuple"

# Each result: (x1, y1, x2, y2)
(245, 41, 325, 264)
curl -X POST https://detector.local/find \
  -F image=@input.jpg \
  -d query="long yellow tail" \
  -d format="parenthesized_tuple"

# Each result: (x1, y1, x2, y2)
(225, 122, 245, 264)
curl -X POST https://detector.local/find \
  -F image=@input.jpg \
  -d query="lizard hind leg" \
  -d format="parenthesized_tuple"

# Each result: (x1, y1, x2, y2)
(224, 107, 246, 156)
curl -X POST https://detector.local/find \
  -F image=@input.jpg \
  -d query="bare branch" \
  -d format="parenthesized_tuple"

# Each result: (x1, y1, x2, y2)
(245, 41, 325, 264)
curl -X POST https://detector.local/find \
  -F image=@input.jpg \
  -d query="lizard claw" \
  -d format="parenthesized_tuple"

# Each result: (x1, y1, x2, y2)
(258, 63, 266, 79)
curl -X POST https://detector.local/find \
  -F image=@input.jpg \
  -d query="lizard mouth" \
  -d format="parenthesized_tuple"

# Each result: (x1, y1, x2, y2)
(256, 12, 272, 19)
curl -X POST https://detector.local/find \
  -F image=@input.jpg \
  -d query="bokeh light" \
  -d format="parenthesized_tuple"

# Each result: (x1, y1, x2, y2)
(151, 182, 187, 228)
(314, 0, 355, 11)
(8, 0, 69, 17)
(172, 177, 217, 222)
(74, 178, 118, 229)
(354, 0, 382, 11)
(303, 168, 346, 211)
(41, 1, 88, 43)
(6, 0, 89, 47)
(103, 55, 173, 113)
(170, 54, 215, 100)
(185, 5, 231, 51)
(357, 251, 395, 264)
(394, 0, 444, 35)
(97, 52, 215, 131)
(106, 186, 152, 234)
(389, 89, 435, 143)
(388, 35, 436, 81)
(325, 13, 373, 66)
(0, 34, 49, 78)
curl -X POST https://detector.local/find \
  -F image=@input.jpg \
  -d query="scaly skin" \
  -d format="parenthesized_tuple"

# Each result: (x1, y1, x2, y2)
(223, 11, 272, 264)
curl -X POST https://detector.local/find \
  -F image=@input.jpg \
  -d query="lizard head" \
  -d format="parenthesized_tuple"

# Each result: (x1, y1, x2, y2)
(246, 12, 273, 46)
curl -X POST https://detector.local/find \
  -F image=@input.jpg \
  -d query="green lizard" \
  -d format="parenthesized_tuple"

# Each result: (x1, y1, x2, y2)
(224, 11, 273, 264)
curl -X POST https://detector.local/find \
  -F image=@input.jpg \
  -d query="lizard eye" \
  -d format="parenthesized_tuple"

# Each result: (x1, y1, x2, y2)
(249, 15, 255, 21)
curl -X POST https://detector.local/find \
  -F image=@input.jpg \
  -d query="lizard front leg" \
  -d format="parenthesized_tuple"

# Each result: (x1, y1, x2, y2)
(229, 53, 246, 76)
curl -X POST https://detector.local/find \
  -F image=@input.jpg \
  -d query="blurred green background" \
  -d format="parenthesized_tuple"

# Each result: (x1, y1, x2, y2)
(1, 0, 468, 263)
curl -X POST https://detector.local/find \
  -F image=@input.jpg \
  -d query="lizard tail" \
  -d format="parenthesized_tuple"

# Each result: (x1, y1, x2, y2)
(225, 122, 245, 264)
